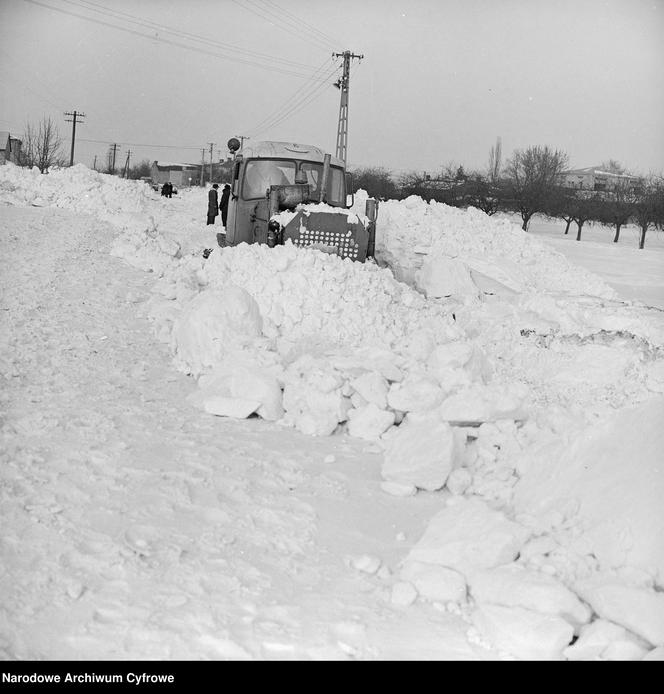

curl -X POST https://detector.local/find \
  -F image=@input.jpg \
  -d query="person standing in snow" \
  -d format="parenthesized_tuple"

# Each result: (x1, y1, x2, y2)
(219, 184, 231, 228)
(207, 184, 219, 225)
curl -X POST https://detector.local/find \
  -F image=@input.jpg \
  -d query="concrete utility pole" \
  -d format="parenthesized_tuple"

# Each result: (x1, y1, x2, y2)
(64, 110, 85, 166)
(208, 142, 215, 183)
(108, 143, 119, 175)
(199, 148, 205, 186)
(333, 50, 363, 165)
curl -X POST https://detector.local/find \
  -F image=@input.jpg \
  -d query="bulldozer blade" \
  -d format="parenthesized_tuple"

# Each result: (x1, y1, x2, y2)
(281, 210, 369, 262)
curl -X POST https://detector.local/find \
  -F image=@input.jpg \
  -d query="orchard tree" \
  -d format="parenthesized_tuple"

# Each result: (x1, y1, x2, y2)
(546, 186, 577, 234)
(569, 193, 602, 241)
(20, 116, 64, 172)
(350, 166, 398, 200)
(504, 145, 569, 231)
(128, 159, 152, 180)
(601, 186, 639, 243)
(633, 176, 664, 249)
(461, 174, 503, 215)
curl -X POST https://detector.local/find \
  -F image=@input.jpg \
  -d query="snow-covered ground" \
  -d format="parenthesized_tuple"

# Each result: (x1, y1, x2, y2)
(1, 164, 663, 661)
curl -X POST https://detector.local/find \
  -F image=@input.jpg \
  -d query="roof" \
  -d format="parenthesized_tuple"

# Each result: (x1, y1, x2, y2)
(562, 167, 637, 179)
(240, 141, 343, 167)
(153, 161, 200, 171)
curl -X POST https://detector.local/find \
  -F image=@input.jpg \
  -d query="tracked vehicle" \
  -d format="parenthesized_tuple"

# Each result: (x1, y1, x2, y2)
(219, 139, 378, 262)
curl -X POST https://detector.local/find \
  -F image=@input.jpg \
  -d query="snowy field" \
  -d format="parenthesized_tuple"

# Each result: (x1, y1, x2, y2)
(1, 164, 663, 661)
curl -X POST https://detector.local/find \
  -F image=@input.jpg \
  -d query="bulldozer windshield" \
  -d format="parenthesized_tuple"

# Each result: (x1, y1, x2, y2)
(242, 158, 345, 205)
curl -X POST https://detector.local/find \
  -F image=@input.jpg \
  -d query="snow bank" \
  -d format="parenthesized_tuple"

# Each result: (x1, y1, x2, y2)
(3, 163, 664, 660)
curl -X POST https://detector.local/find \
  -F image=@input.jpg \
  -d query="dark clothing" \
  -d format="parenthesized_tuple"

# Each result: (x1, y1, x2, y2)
(207, 187, 219, 225)
(219, 187, 230, 227)
(161, 182, 173, 198)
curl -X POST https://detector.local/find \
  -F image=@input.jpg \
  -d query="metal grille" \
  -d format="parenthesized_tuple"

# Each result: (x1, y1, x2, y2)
(293, 228, 360, 260)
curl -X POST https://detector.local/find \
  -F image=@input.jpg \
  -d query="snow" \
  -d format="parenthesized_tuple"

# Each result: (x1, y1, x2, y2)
(1, 162, 664, 660)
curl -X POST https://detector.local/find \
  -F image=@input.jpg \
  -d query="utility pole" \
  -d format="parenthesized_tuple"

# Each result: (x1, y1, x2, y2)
(199, 148, 205, 186)
(108, 143, 119, 175)
(92, 154, 97, 171)
(234, 135, 249, 150)
(208, 142, 215, 184)
(123, 149, 131, 178)
(333, 50, 363, 165)
(64, 110, 85, 166)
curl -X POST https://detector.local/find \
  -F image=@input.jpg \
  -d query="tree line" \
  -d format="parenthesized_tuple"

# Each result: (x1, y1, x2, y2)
(14, 115, 154, 181)
(351, 146, 664, 249)
(12, 116, 664, 249)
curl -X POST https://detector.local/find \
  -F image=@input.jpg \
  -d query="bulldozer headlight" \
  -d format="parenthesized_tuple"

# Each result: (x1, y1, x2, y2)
(267, 219, 281, 248)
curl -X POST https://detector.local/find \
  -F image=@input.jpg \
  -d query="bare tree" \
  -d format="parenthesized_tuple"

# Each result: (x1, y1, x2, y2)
(599, 159, 627, 174)
(128, 159, 152, 180)
(20, 116, 64, 173)
(569, 194, 602, 241)
(504, 145, 569, 231)
(349, 167, 398, 200)
(633, 175, 664, 249)
(488, 136, 502, 182)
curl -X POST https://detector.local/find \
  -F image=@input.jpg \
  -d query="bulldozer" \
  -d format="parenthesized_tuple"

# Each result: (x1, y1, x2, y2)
(218, 139, 378, 262)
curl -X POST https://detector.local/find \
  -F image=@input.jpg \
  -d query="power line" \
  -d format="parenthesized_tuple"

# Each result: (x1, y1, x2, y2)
(25, 0, 332, 79)
(62, 0, 319, 70)
(244, 73, 337, 140)
(261, 0, 342, 50)
(77, 137, 203, 150)
(243, 59, 340, 138)
(233, 0, 337, 52)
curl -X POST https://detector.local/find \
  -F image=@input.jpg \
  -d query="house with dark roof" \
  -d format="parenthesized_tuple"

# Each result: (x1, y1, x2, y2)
(0, 131, 22, 165)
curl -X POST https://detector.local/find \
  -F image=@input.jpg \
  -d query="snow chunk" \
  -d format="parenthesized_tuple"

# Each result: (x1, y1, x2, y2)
(471, 604, 574, 660)
(381, 419, 460, 491)
(406, 497, 531, 576)
(514, 396, 664, 581)
(391, 581, 418, 607)
(573, 575, 664, 647)
(350, 371, 389, 408)
(563, 619, 650, 661)
(172, 286, 263, 377)
(188, 363, 284, 421)
(437, 382, 529, 424)
(400, 560, 467, 603)
(387, 375, 445, 412)
(415, 254, 479, 299)
(469, 564, 591, 626)
(347, 403, 395, 440)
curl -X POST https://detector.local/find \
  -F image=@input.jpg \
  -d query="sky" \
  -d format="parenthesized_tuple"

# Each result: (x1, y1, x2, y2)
(0, 0, 663, 177)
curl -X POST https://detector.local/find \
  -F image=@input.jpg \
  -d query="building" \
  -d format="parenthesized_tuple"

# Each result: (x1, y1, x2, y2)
(558, 166, 641, 192)
(151, 159, 234, 187)
(0, 131, 22, 165)
(150, 161, 200, 188)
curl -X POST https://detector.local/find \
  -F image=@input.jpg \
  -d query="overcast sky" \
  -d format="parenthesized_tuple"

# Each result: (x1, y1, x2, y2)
(1, 0, 662, 176)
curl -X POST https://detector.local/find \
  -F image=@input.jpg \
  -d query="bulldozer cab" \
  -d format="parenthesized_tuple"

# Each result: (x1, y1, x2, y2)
(220, 140, 377, 261)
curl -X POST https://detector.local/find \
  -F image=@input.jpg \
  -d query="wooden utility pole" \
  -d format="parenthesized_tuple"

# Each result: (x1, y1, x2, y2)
(199, 148, 205, 186)
(234, 135, 249, 150)
(64, 110, 85, 166)
(92, 154, 97, 171)
(123, 149, 131, 178)
(108, 143, 119, 175)
(333, 50, 363, 165)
